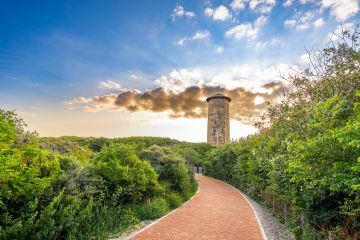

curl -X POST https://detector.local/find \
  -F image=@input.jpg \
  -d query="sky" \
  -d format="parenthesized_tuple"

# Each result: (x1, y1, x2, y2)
(0, 0, 359, 142)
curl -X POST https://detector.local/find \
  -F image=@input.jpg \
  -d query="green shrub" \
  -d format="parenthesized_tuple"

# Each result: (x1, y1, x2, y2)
(139, 145, 193, 192)
(180, 181, 198, 201)
(205, 28, 360, 238)
(92, 144, 160, 204)
(0, 110, 199, 239)
(133, 197, 169, 220)
(164, 192, 182, 209)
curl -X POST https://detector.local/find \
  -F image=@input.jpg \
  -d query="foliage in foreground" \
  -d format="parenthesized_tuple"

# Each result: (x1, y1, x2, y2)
(205, 27, 360, 239)
(0, 113, 201, 240)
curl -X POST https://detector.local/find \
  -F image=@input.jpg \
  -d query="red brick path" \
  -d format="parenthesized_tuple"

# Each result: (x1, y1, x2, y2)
(130, 175, 265, 240)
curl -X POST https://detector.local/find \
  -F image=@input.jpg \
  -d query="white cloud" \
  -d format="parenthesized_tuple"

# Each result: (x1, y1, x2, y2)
(299, 53, 311, 64)
(284, 10, 318, 30)
(130, 74, 140, 80)
(229, 0, 275, 13)
(230, 0, 247, 11)
(255, 15, 268, 27)
(255, 38, 282, 50)
(177, 38, 186, 45)
(204, 5, 232, 21)
(328, 22, 354, 41)
(314, 18, 325, 27)
(216, 46, 224, 53)
(152, 63, 296, 93)
(248, 0, 276, 13)
(172, 5, 185, 18)
(192, 30, 211, 40)
(297, 23, 310, 30)
(284, 19, 297, 27)
(171, 5, 196, 20)
(226, 24, 258, 40)
(254, 96, 265, 105)
(128, 70, 150, 81)
(176, 30, 211, 45)
(65, 64, 296, 128)
(204, 63, 295, 90)
(283, 0, 293, 7)
(225, 16, 268, 40)
(204, 7, 214, 17)
(300, 11, 315, 23)
(64, 97, 92, 105)
(321, 0, 359, 21)
(255, 41, 267, 50)
(213, 6, 231, 21)
(185, 11, 195, 18)
(98, 80, 122, 90)
(154, 69, 204, 93)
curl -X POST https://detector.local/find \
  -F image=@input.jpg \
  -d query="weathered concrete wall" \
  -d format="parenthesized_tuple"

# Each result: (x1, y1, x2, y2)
(207, 95, 231, 146)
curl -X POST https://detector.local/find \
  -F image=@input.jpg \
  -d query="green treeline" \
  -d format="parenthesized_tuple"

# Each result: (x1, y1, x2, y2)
(205, 29, 360, 239)
(0, 114, 211, 240)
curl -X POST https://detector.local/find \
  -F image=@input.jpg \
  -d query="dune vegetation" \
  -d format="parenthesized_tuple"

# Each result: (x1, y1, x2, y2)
(205, 28, 360, 239)
(0, 115, 210, 239)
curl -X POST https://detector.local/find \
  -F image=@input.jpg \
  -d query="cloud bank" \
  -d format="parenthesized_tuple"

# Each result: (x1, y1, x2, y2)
(66, 82, 287, 124)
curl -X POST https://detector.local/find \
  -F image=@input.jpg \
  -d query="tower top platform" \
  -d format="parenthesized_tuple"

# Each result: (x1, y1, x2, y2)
(206, 94, 231, 102)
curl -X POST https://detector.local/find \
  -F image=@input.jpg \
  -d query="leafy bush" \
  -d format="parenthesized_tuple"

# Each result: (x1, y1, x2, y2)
(164, 192, 183, 209)
(133, 197, 169, 220)
(139, 145, 193, 193)
(92, 144, 160, 204)
(205, 28, 360, 239)
(0, 110, 199, 239)
(39, 137, 93, 165)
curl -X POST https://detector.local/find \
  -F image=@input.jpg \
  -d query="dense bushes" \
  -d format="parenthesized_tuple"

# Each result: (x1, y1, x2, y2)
(205, 28, 360, 239)
(139, 145, 193, 192)
(92, 145, 160, 204)
(206, 95, 359, 238)
(0, 112, 200, 239)
(133, 197, 170, 220)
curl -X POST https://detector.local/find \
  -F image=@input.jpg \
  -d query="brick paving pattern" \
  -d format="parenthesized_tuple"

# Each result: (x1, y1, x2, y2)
(130, 175, 264, 240)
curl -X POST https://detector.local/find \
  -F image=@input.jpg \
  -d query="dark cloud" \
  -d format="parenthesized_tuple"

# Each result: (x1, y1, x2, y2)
(73, 82, 287, 124)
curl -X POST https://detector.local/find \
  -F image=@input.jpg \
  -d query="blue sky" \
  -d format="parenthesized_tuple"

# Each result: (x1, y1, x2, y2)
(0, 0, 359, 141)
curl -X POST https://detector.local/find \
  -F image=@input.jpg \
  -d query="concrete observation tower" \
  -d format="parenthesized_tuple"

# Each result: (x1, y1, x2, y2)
(206, 94, 231, 146)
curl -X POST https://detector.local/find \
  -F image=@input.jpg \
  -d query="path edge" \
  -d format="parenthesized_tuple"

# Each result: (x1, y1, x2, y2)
(126, 181, 201, 240)
(210, 176, 268, 240)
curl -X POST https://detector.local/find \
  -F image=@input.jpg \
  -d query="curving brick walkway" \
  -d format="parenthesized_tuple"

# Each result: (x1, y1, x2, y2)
(129, 175, 265, 240)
